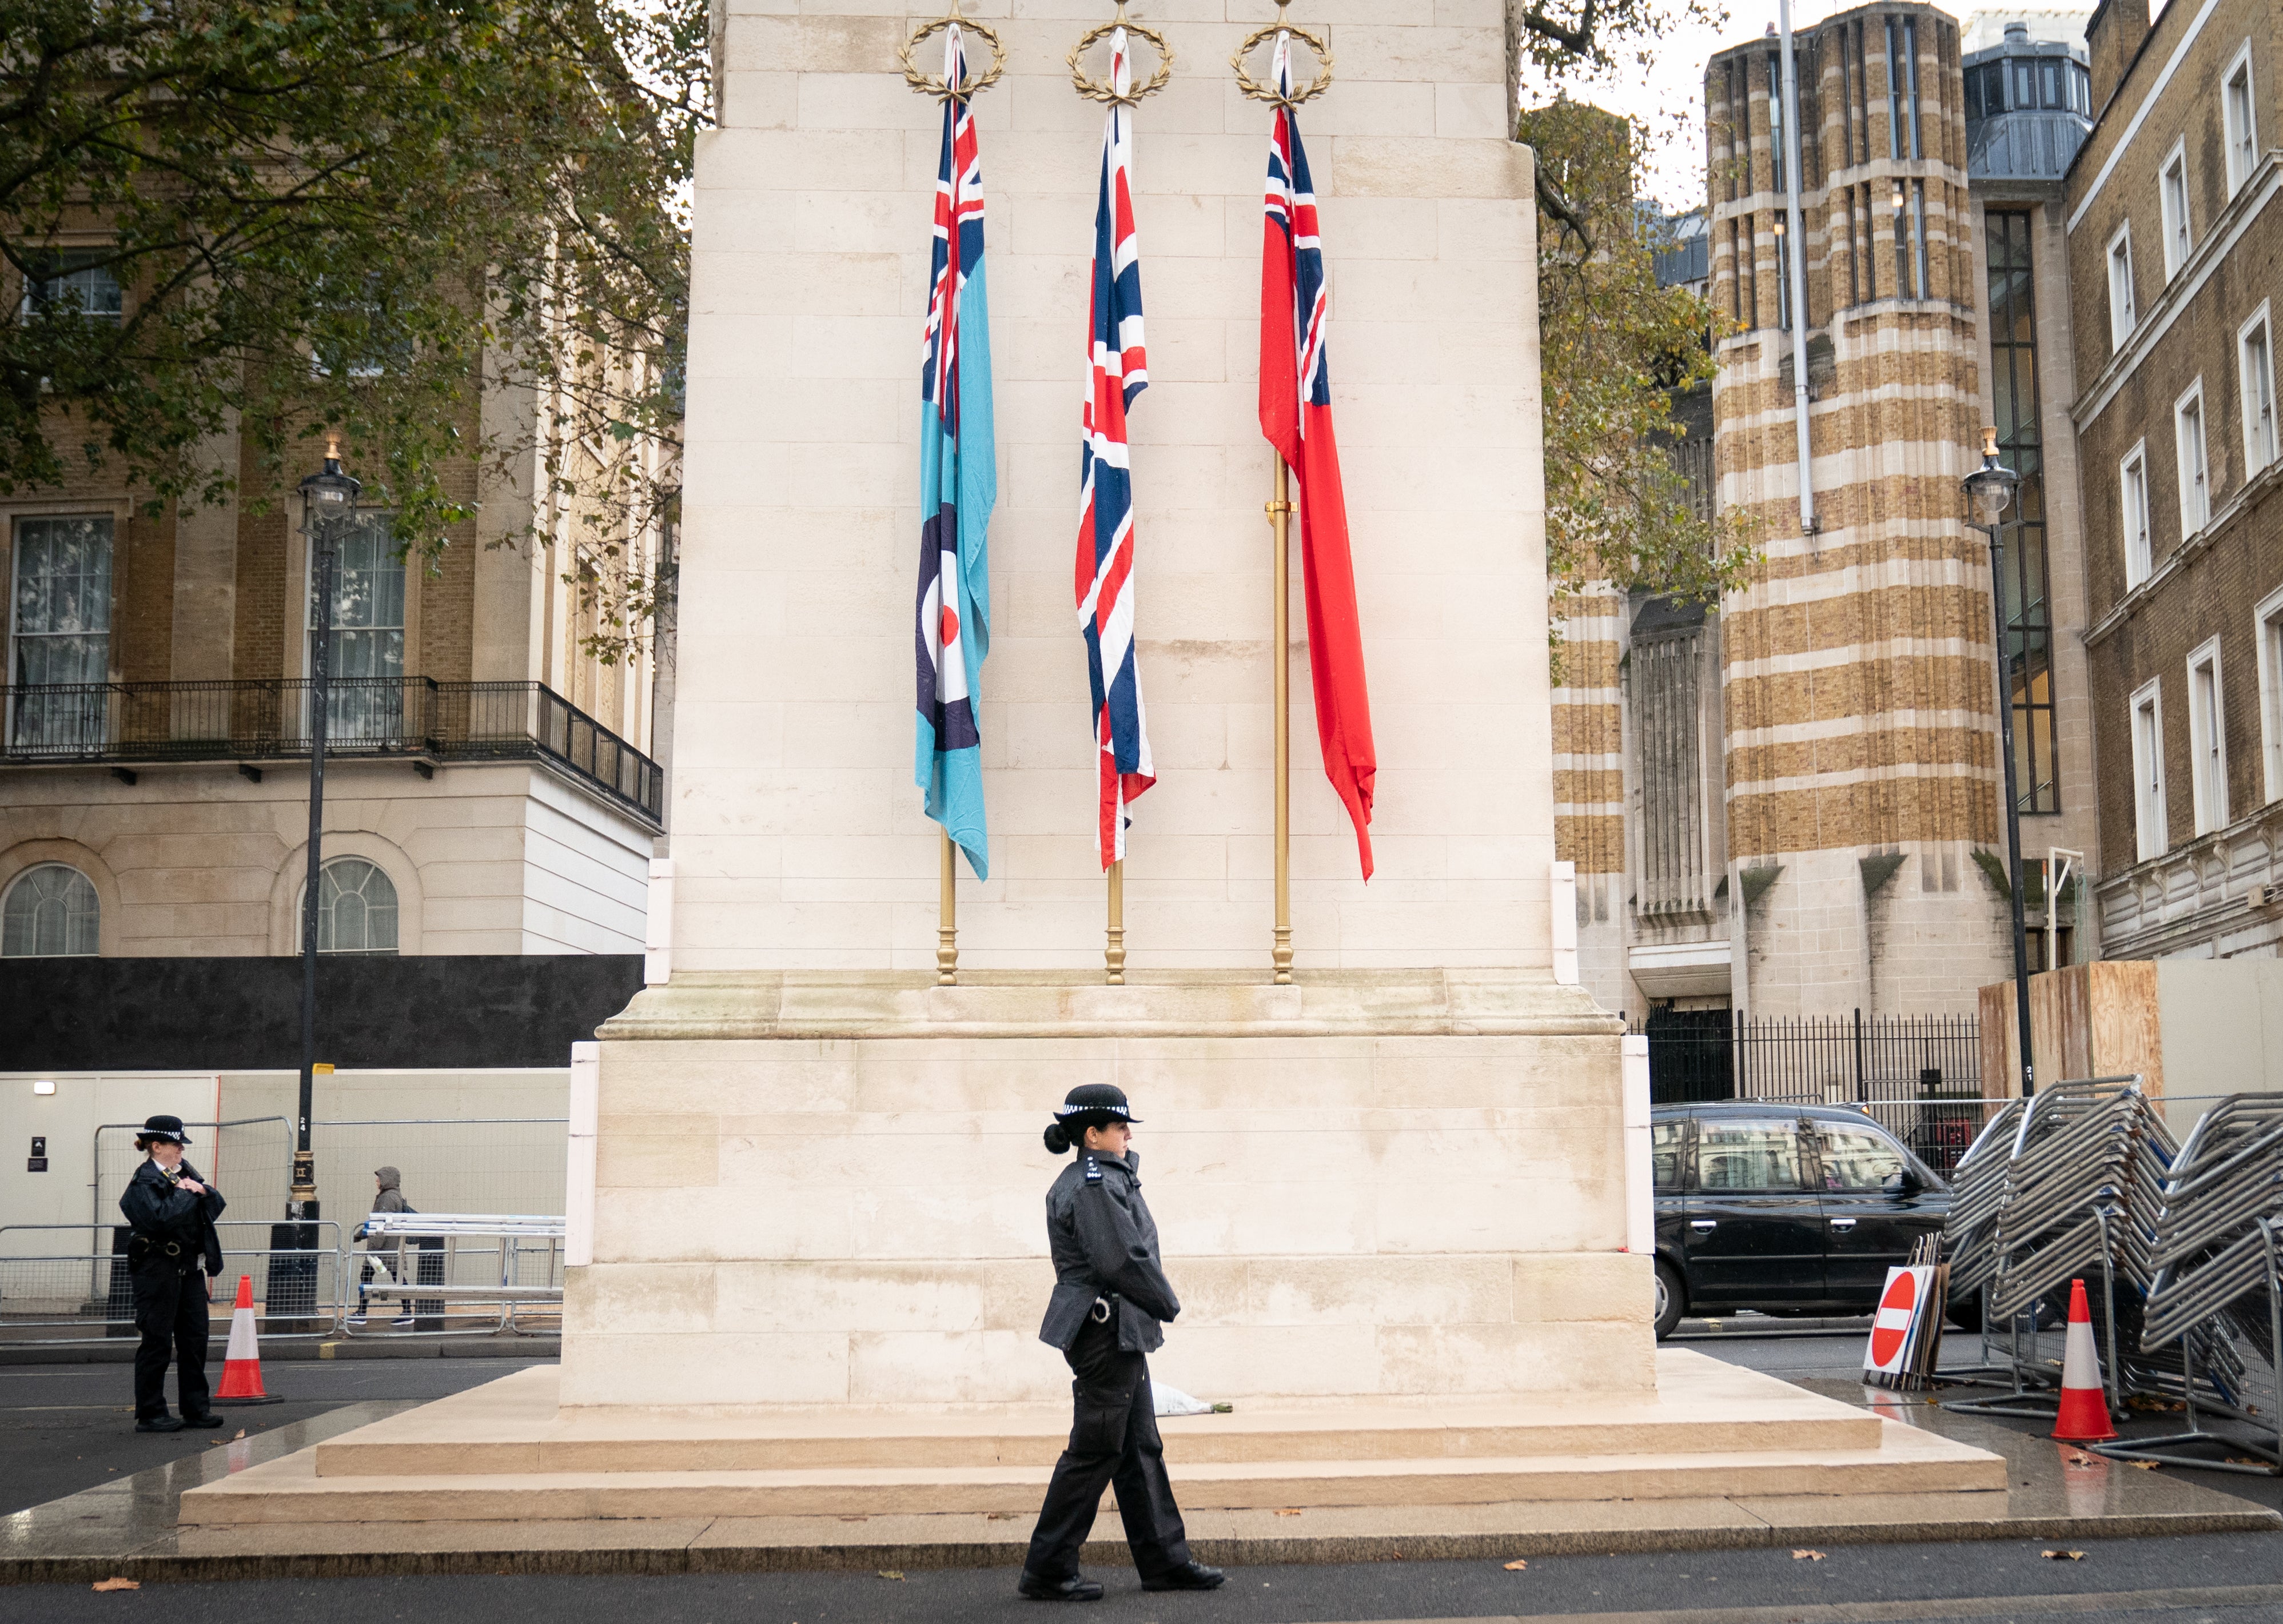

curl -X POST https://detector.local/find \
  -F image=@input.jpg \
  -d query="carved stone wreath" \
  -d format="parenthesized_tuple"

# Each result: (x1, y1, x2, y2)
(1069, 18, 1176, 106)
(899, 14, 1008, 102)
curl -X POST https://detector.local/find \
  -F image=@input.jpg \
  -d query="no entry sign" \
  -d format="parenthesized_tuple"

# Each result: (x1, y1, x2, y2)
(1864, 1266, 1934, 1379)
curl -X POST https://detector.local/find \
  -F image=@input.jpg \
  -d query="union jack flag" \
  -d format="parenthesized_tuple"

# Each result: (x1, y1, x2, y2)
(1074, 30, 1153, 871)
(1260, 34, 1377, 879)
(915, 26, 996, 880)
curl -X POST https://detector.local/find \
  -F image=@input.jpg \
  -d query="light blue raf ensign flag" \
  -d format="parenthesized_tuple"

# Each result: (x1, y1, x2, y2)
(914, 31, 995, 880)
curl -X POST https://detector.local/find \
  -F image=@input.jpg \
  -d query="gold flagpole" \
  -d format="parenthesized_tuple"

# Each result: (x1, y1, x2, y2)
(1105, 859, 1126, 984)
(937, 829, 959, 985)
(1269, 456, 1294, 983)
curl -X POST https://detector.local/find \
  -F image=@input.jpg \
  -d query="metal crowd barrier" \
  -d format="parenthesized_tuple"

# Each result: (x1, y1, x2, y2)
(345, 1213, 565, 1336)
(0, 1214, 559, 1346)
(2098, 1095, 2283, 1476)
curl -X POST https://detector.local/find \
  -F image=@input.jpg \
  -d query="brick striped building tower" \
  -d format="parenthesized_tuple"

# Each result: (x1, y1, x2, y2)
(1706, 2, 2016, 1017)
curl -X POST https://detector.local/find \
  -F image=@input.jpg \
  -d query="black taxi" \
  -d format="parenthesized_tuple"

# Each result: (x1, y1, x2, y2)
(1650, 1102, 1966, 1338)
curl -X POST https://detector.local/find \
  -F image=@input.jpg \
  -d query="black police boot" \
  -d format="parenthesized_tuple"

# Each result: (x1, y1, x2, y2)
(1142, 1562, 1226, 1592)
(136, 1415, 185, 1434)
(181, 1412, 225, 1429)
(1017, 1570, 1105, 1602)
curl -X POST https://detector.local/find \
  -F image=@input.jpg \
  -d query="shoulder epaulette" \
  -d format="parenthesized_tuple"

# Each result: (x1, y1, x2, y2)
(1083, 1155, 1102, 1184)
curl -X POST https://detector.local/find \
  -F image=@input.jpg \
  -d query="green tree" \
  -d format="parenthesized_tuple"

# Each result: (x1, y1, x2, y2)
(1517, 98, 1759, 665)
(0, 0, 695, 660)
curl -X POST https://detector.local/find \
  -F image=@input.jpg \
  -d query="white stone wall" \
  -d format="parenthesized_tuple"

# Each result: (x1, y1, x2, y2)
(0, 763, 652, 955)
(674, 1, 1549, 973)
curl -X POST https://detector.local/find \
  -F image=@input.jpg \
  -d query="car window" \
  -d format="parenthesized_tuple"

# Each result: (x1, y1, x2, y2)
(1651, 1120, 1688, 1192)
(1694, 1119, 1805, 1192)
(1818, 1123, 1906, 1191)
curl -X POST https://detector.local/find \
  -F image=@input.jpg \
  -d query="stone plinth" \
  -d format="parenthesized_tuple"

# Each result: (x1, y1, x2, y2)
(569, 972, 1645, 1410)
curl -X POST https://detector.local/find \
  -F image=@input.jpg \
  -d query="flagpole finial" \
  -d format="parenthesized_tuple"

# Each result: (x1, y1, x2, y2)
(1070, 10, 1175, 105)
(1233, 6, 1333, 107)
(901, 8, 1007, 102)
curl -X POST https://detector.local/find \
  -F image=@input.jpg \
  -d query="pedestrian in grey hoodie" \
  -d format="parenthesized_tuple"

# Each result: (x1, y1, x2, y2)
(350, 1166, 413, 1327)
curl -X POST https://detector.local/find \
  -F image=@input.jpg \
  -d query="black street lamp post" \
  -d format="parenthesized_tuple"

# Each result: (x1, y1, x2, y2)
(292, 437, 360, 1219)
(1963, 428, 2031, 1098)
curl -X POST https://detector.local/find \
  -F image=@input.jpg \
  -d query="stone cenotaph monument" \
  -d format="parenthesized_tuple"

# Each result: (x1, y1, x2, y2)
(175, 2, 2006, 1551)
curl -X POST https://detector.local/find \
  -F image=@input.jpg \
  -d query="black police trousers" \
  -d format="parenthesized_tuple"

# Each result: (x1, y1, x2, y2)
(131, 1262, 211, 1421)
(1022, 1313, 1192, 1581)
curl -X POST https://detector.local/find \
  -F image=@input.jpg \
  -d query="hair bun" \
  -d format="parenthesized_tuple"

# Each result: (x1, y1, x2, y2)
(1042, 1123, 1071, 1155)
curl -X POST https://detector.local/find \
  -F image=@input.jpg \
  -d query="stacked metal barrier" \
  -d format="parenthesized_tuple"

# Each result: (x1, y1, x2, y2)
(1985, 1080, 2175, 1326)
(1942, 1098, 2026, 1308)
(2098, 1095, 2283, 1475)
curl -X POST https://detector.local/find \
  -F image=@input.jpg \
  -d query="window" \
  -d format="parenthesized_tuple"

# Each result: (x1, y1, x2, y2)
(2242, 304, 2278, 475)
(1695, 1119, 1806, 1192)
(2121, 442, 2153, 588)
(2160, 142, 2193, 279)
(308, 858, 400, 955)
(8, 516, 113, 752)
(1884, 15, 1922, 159)
(1892, 182, 1915, 299)
(308, 511, 405, 743)
(1652, 1120, 1689, 1193)
(2130, 680, 2168, 860)
(1987, 211, 2059, 812)
(2186, 639, 2228, 834)
(2225, 45, 2258, 197)
(1, 864, 98, 957)
(2257, 586, 2283, 804)
(1910, 180, 1930, 301)
(1767, 53, 1784, 193)
(2107, 226, 2136, 350)
(1816, 1123, 1906, 1191)
(2176, 380, 2211, 534)
(1885, 18, 1906, 159)
(20, 252, 122, 323)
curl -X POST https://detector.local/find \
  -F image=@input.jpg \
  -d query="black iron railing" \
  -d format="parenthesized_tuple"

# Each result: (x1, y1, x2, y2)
(1, 678, 661, 824)
(1633, 1009, 1990, 1172)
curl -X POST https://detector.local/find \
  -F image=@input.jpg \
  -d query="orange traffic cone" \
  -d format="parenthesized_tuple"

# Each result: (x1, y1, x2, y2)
(213, 1274, 282, 1406)
(2051, 1278, 2117, 1443)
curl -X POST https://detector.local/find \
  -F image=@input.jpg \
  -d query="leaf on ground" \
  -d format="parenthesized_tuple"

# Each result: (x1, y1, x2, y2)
(91, 1578, 140, 1592)
(2129, 1459, 2162, 1470)
(233, 1429, 246, 1440)
(1791, 1549, 1825, 1561)
(2041, 1549, 2086, 1561)
(1273, 1507, 1302, 1517)
(876, 1569, 905, 1581)
(1503, 1558, 1529, 1571)
(985, 1511, 1016, 1521)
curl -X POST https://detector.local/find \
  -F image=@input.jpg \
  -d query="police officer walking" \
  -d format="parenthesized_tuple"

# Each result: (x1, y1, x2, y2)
(1018, 1084, 1224, 1602)
(118, 1115, 228, 1433)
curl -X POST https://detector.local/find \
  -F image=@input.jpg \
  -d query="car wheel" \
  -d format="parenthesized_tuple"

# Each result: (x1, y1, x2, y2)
(1653, 1258, 1686, 1340)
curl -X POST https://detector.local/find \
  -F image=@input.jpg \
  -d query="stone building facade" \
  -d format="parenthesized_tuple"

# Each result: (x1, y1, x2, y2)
(0, 333, 666, 958)
(1556, 3, 2111, 1023)
(2069, 0, 2282, 960)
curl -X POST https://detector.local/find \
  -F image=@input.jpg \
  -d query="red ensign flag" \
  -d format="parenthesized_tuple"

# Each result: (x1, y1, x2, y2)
(1258, 45, 1377, 879)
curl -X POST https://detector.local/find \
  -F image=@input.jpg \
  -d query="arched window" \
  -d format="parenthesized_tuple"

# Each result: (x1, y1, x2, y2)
(312, 858, 399, 955)
(2, 864, 99, 956)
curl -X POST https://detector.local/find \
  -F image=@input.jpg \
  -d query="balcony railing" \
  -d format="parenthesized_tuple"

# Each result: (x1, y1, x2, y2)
(1, 678, 662, 825)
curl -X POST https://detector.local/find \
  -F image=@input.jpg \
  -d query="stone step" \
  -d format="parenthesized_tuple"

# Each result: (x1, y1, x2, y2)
(308, 1364, 1887, 1479)
(190, 1429, 2007, 1526)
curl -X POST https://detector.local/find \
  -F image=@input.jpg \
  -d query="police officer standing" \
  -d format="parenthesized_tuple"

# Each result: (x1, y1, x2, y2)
(118, 1115, 227, 1433)
(1019, 1084, 1224, 1602)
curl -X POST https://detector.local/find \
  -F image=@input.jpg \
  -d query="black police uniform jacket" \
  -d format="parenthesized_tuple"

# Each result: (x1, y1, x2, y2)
(1038, 1150, 1181, 1355)
(119, 1160, 226, 1275)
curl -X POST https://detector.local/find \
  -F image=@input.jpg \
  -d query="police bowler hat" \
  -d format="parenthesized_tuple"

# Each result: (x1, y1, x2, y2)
(138, 1115, 192, 1145)
(1053, 1084, 1140, 1124)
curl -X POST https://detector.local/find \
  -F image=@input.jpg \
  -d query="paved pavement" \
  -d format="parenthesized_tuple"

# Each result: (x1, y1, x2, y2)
(0, 1358, 552, 1517)
(11, 1536, 2283, 1621)
(5, 1328, 2277, 1620)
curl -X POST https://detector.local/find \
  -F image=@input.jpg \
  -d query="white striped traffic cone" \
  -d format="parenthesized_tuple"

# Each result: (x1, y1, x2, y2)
(213, 1274, 282, 1406)
(2050, 1278, 2117, 1443)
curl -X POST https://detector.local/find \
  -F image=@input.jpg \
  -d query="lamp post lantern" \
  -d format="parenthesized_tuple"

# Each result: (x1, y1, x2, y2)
(1963, 427, 2032, 1098)
(292, 435, 361, 1218)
